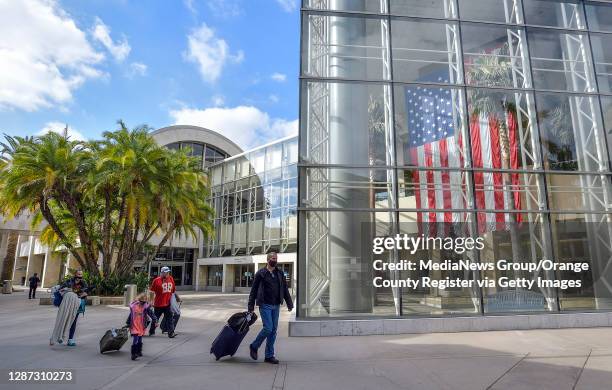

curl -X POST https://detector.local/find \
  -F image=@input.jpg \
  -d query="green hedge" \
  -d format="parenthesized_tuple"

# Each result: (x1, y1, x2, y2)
(63, 270, 150, 296)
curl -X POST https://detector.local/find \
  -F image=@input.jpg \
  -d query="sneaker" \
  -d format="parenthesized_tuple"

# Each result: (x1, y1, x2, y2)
(168, 331, 176, 338)
(249, 345, 258, 361)
(149, 329, 155, 336)
(264, 357, 279, 364)
(67, 340, 76, 347)
(57, 338, 63, 345)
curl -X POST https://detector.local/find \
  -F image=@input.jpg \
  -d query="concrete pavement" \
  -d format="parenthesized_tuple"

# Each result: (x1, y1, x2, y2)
(1, 290, 612, 390)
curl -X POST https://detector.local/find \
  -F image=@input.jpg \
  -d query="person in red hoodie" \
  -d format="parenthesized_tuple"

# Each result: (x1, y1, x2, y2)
(148, 266, 176, 338)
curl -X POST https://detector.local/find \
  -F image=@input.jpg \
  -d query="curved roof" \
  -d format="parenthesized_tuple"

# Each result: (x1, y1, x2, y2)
(151, 125, 243, 157)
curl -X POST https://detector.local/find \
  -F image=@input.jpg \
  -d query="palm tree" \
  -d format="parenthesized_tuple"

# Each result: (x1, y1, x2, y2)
(0, 122, 214, 277)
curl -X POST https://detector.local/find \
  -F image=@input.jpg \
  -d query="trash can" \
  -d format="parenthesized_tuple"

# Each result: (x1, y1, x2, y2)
(2, 280, 12, 294)
(124, 284, 137, 306)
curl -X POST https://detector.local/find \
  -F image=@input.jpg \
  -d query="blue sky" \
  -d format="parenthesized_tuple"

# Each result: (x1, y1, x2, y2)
(0, 0, 300, 149)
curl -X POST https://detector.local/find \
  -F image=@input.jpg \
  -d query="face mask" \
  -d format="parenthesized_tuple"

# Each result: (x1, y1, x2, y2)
(268, 259, 277, 267)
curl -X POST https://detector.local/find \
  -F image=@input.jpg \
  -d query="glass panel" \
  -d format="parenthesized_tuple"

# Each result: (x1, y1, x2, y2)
(590, 33, 612, 94)
(283, 138, 298, 165)
(547, 174, 612, 212)
(223, 161, 236, 182)
(304, 167, 395, 209)
(394, 84, 467, 167)
(166, 142, 180, 151)
(477, 212, 555, 313)
(462, 23, 530, 88)
(536, 93, 608, 171)
(551, 213, 612, 311)
(601, 95, 612, 161)
(391, 18, 462, 84)
(398, 215, 481, 316)
(528, 28, 595, 93)
(459, 0, 522, 23)
(586, 1, 612, 32)
(466, 88, 539, 170)
(301, 13, 390, 80)
(302, 0, 387, 13)
(523, 0, 585, 29)
(391, 0, 457, 18)
(207, 265, 223, 287)
(302, 81, 392, 166)
(210, 166, 223, 187)
(302, 211, 396, 317)
(398, 169, 470, 216)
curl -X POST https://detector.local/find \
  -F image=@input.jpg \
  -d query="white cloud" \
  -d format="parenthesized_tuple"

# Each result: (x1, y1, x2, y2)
(38, 122, 86, 141)
(207, 0, 242, 18)
(92, 18, 131, 62)
(170, 105, 297, 149)
(127, 62, 148, 78)
(0, 0, 104, 111)
(184, 23, 243, 84)
(184, 0, 197, 15)
(275, 0, 298, 12)
(269, 94, 279, 103)
(271, 72, 287, 82)
(211, 95, 225, 106)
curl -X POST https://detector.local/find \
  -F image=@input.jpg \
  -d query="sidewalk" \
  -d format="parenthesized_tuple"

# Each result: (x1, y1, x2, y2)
(1, 290, 611, 390)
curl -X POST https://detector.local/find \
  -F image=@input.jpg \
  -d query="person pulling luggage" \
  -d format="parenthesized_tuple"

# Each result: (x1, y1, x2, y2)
(126, 293, 157, 361)
(248, 252, 293, 364)
(149, 266, 176, 338)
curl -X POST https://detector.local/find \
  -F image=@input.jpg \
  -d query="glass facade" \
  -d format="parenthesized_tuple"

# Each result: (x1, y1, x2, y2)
(204, 137, 298, 257)
(299, 0, 612, 318)
(166, 141, 228, 167)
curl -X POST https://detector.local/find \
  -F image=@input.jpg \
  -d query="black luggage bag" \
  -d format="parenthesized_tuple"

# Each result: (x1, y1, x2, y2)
(210, 312, 257, 360)
(100, 326, 129, 354)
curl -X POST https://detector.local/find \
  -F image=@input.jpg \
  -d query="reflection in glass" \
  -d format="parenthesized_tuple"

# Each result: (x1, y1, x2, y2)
(394, 85, 467, 167)
(459, 0, 522, 23)
(302, 0, 387, 13)
(590, 33, 612, 93)
(399, 217, 480, 316)
(547, 174, 611, 212)
(462, 23, 530, 88)
(391, 18, 462, 84)
(523, 0, 585, 29)
(586, 1, 612, 32)
(301, 13, 390, 80)
(536, 93, 607, 171)
(528, 29, 595, 92)
(304, 168, 395, 210)
(477, 213, 554, 313)
(303, 211, 396, 317)
(551, 213, 612, 311)
(302, 81, 392, 166)
(390, 0, 457, 18)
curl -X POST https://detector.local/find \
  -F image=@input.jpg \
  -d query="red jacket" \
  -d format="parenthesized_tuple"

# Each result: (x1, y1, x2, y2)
(150, 276, 175, 307)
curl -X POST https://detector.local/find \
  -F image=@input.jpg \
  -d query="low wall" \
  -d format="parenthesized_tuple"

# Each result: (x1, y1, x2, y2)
(289, 312, 612, 337)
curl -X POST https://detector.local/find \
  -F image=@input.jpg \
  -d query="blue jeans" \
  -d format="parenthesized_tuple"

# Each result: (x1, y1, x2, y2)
(250, 304, 280, 359)
(68, 315, 78, 339)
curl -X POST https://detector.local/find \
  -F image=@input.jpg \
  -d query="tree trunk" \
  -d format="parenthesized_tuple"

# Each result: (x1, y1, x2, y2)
(0, 232, 19, 281)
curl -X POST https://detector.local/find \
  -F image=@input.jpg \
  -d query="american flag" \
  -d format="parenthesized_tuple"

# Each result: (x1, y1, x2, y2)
(406, 85, 522, 235)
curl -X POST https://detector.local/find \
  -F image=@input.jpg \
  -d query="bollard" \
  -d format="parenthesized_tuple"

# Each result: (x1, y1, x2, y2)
(124, 284, 137, 306)
(2, 280, 12, 294)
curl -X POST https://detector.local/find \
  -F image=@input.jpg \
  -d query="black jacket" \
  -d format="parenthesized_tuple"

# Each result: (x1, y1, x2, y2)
(248, 267, 293, 312)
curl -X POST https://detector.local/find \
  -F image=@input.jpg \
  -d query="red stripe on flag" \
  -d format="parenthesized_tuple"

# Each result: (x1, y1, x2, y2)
(508, 110, 522, 224)
(439, 138, 452, 225)
(424, 143, 437, 236)
(470, 116, 486, 234)
(409, 148, 423, 230)
(489, 117, 506, 230)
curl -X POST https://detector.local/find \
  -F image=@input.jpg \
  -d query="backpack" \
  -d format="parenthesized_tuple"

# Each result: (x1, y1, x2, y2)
(50, 285, 63, 307)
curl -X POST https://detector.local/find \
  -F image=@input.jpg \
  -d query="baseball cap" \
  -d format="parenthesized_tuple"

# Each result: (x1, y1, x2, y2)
(160, 266, 170, 273)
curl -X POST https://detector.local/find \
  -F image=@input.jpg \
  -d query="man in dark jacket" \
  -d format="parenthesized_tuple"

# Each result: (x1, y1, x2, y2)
(248, 252, 293, 364)
(28, 273, 41, 299)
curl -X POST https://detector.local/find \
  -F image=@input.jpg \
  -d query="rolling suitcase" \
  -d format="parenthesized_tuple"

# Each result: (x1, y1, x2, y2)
(99, 326, 129, 354)
(210, 312, 257, 360)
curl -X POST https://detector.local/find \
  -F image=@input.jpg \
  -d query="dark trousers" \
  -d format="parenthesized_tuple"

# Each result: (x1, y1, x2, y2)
(132, 335, 142, 345)
(28, 286, 37, 299)
(161, 314, 180, 332)
(150, 306, 173, 334)
(69, 315, 78, 339)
